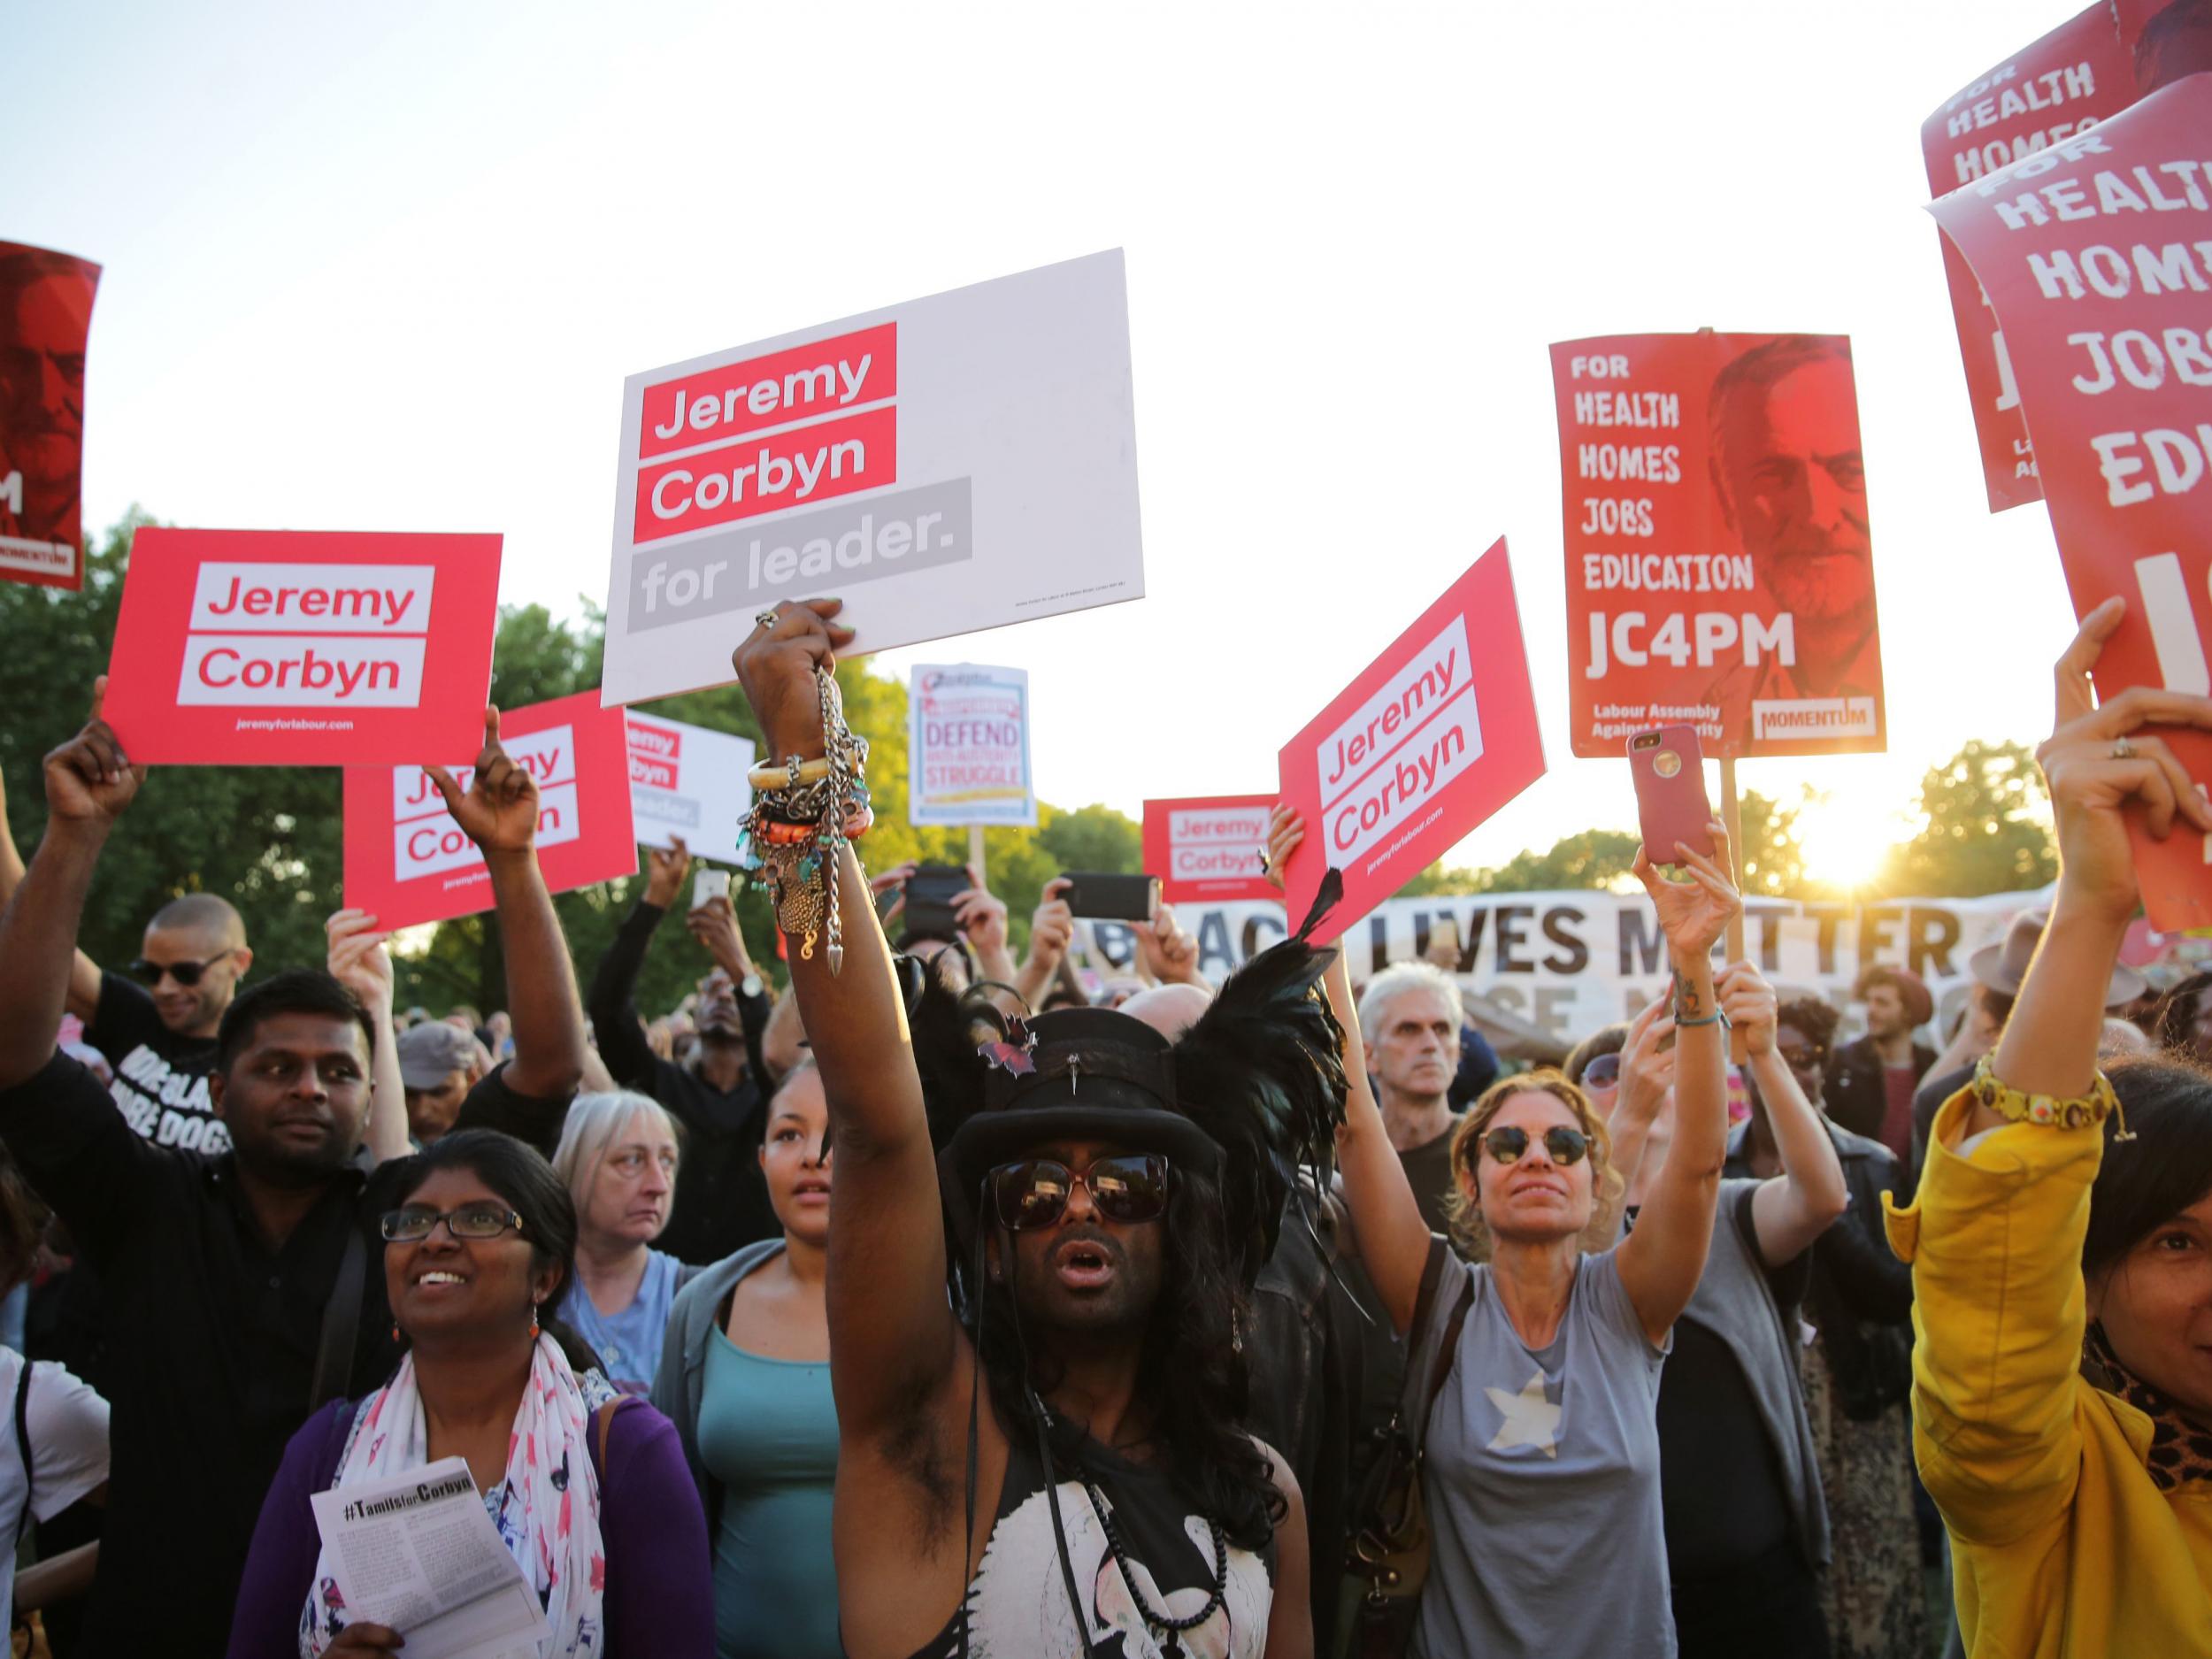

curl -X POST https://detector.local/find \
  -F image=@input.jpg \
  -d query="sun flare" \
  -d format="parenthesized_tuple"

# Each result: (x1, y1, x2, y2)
(1793, 794, 1906, 891)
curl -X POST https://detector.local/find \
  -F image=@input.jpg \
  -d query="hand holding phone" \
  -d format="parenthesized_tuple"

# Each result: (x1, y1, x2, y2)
(691, 867, 729, 912)
(1627, 726, 1716, 864)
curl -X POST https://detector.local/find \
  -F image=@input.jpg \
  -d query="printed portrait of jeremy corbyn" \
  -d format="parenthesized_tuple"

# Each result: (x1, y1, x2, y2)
(1702, 334, 1883, 746)
(0, 245, 99, 555)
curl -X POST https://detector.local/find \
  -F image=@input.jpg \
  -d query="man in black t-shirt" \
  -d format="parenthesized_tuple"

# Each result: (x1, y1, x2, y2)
(0, 697, 588, 1658)
(0, 769, 253, 1154)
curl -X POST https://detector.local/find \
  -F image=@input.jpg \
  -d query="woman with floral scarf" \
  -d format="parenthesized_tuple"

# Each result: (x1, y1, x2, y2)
(228, 1130, 712, 1655)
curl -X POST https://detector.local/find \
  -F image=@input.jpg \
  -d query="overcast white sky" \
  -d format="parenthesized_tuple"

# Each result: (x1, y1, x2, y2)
(10, 0, 2087, 882)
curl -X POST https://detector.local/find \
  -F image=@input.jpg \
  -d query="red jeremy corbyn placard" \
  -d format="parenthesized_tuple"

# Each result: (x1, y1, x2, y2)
(0, 241, 100, 591)
(1277, 540, 1544, 947)
(101, 528, 501, 765)
(1550, 333, 1887, 760)
(342, 691, 638, 930)
(1929, 74, 2212, 928)
(1143, 795, 1278, 904)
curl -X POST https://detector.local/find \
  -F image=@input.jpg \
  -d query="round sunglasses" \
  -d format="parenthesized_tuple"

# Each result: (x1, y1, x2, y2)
(988, 1154, 1171, 1231)
(1480, 1125, 1591, 1168)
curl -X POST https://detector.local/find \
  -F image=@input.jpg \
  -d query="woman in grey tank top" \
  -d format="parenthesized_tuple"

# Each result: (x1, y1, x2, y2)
(1318, 814, 1743, 1657)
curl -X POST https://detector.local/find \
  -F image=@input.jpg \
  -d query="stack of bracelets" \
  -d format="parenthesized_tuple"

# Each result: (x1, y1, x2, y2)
(740, 665, 873, 974)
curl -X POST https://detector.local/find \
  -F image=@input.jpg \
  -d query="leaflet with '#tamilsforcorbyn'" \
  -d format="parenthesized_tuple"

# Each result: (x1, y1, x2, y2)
(305, 1455, 548, 1659)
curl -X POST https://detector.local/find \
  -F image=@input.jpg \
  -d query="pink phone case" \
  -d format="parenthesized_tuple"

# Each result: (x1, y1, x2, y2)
(1627, 726, 1715, 863)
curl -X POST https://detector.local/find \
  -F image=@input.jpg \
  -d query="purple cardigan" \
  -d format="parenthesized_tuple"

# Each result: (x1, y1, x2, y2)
(227, 1394, 714, 1657)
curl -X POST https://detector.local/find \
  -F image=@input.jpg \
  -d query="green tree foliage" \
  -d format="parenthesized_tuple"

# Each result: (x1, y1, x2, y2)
(1871, 739, 2055, 898)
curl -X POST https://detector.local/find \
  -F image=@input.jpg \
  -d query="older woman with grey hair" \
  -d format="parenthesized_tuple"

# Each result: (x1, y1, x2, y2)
(551, 1089, 702, 1392)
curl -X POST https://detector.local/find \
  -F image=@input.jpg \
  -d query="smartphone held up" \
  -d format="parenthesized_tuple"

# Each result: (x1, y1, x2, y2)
(1627, 726, 1716, 866)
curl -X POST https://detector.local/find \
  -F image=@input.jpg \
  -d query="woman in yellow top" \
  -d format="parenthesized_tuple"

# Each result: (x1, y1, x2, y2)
(1886, 597, 2212, 1655)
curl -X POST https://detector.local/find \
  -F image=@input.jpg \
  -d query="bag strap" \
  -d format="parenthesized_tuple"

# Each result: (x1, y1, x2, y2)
(595, 1394, 636, 1471)
(310, 1224, 369, 1411)
(1401, 1241, 1474, 1463)
(12, 1358, 33, 1550)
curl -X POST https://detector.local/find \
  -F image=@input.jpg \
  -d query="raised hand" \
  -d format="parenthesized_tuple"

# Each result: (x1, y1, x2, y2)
(1716, 960, 1778, 1057)
(953, 866, 1010, 956)
(871, 862, 918, 928)
(686, 892, 754, 977)
(1137, 901, 1202, 986)
(1261, 803, 1301, 893)
(2038, 595, 2212, 923)
(43, 679, 144, 826)
(733, 598, 853, 761)
(1632, 819, 1740, 964)
(1025, 877, 1075, 975)
(423, 708, 538, 856)
(1616, 994, 1678, 1126)
(326, 908, 395, 1015)
(644, 835, 692, 909)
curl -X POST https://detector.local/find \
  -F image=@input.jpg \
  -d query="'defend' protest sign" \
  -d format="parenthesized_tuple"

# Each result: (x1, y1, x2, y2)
(1277, 540, 1545, 947)
(601, 251, 1144, 703)
(342, 691, 637, 930)
(0, 242, 99, 591)
(1920, 2, 2200, 514)
(908, 663, 1037, 827)
(1143, 795, 1277, 904)
(626, 710, 755, 865)
(103, 528, 502, 766)
(1929, 75, 2212, 930)
(1549, 333, 1887, 760)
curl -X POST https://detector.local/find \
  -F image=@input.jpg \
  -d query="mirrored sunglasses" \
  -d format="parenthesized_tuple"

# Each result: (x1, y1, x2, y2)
(1481, 1125, 1591, 1168)
(989, 1154, 1171, 1231)
(1580, 1053, 1622, 1088)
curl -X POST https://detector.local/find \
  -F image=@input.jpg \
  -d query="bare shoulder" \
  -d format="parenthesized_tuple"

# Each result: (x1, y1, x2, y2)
(1248, 1434, 1303, 1511)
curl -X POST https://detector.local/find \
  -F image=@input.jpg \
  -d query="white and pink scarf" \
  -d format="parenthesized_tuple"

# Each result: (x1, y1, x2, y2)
(299, 1334, 614, 1657)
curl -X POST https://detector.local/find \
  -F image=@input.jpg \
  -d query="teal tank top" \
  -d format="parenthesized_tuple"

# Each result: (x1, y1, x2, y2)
(697, 1326, 841, 1659)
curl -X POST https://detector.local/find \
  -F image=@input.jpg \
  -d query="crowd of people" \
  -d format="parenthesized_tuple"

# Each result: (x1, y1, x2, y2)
(0, 597, 2199, 1657)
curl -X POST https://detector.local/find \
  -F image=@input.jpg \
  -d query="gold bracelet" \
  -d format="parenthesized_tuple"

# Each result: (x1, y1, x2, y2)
(748, 757, 831, 790)
(1970, 1053, 2128, 1136)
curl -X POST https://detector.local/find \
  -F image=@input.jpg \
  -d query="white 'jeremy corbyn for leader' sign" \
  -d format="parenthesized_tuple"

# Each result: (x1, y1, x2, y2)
(601, 251, 1144, 703)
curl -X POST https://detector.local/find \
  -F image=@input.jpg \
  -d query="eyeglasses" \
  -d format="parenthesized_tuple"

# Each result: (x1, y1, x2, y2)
(1481, 1125, 1591, 1168)
(1580, 1054, 1622, 1088)
(989, 1154, 1171, 1231)
(1778, 1045, 1827, 1072)
(126, 949, 239, 988)
(380, 1203, 527, 1243)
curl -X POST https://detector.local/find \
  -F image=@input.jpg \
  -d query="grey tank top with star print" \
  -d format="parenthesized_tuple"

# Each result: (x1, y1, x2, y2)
(1412, 1245, 1677, 1659)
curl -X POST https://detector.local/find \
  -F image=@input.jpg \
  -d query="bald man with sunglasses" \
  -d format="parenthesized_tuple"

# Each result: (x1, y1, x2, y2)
(0, 765, 250, 1153)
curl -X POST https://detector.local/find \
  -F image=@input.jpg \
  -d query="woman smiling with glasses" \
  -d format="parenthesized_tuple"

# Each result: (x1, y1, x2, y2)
(228, 1130, 712, 1655)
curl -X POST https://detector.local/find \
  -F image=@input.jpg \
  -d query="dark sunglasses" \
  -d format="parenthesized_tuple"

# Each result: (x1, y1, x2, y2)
(1481, 1125, 1591, 1167)
(380, 1203, 526, 1243)
(989, 1154, 1171, 1231)
(127, 949, 238, 988)
(1580, 1053, 1622, 1088)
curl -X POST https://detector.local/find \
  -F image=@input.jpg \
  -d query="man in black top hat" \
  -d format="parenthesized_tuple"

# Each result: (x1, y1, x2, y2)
(733, 600, 1327, 1659)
